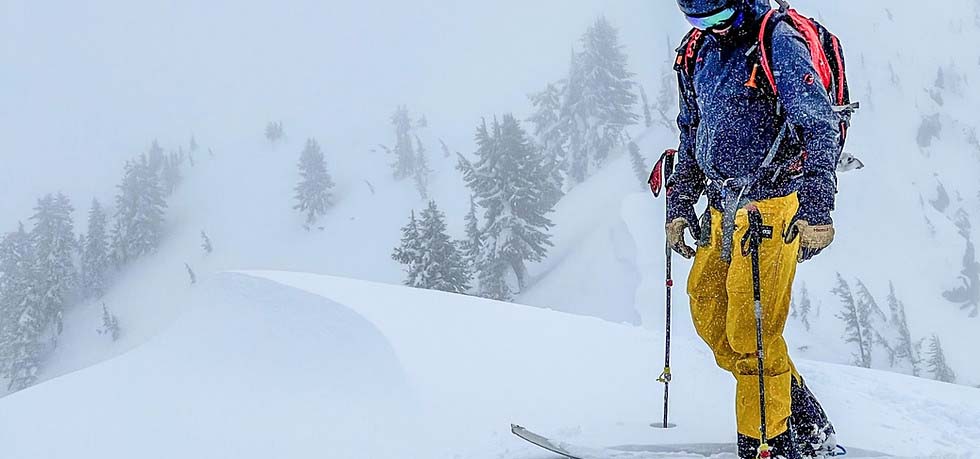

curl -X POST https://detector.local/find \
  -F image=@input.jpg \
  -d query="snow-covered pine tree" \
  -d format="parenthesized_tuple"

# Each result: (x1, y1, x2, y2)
(414, 201, 471, 294)
(293, 138, 335, 228)
(30, 192, 77, 312)
(0, 223, 39, 390)
(793, 283, 814, 331)
(629, 142, 648, 189)
(458, 115, 560, 298)
(414, 135, 432, 200)
(112, 155, 168, 264)
(201, 230, 213, 255)
(80, 199, 111, 299)
(185, 263, 197, 285)
(925, 334, 956, 383)
(887, 282, 920, 376)
(392, 211, 424, 287)
(833, 274, 872, 368)
(389, 106, 416, 180)
(1, 193, 78, 390)
(853, 279, 894, 368)
(529, 82, 570, 181)
(562, 17, 639, 184)
(147, 140, 165, 174)
(562, 50, 589, 184)
(639, 85, 653, 128)
(462, 197, 482, 274)
(942, 240, 980, 317)
(439, 139, 452, 158)
(98, 303, 121, 342)
(655, 62, 679, 132)
(161, 151, 185, 196)
(189, 135, 198, 153)
(265, 121, 285, 144)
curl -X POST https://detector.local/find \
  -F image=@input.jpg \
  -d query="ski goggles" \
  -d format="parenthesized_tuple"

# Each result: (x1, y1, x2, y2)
(685, 7, 737, 30)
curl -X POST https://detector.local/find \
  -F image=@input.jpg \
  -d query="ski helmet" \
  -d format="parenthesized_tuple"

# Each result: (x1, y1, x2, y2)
(677, 0, 756, 31)
(676, 0, 733, 17)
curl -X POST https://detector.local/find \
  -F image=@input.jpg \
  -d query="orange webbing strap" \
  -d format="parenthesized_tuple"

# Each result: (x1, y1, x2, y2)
(758, 9, 834, 95)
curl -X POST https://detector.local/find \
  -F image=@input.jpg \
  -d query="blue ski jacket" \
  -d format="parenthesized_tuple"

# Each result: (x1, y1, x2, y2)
(667, 0, 840, 227)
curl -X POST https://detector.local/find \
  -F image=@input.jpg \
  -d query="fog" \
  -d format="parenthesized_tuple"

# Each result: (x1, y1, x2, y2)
(1, 0, 680, 228)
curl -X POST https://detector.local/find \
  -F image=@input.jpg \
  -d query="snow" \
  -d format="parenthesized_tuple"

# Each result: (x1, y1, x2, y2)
(1, 0, 980, 456)
(2, 271, 979, 458)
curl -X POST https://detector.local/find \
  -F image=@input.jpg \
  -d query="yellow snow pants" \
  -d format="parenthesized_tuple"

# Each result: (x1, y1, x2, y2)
(687, 193, 802, 440)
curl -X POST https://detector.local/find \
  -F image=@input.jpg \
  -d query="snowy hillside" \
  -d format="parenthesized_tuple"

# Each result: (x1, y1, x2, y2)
(1, 272, 978, 459)
(2, 0, 980, 451)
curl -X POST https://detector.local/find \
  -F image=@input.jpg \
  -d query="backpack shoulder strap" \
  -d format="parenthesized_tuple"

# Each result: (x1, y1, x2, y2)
(674, 28, 705, 77)
(757, 9, 834, 95)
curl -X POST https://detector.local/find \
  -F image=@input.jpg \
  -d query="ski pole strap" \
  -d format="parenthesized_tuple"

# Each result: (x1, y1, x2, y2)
(649, 149, 677, 198)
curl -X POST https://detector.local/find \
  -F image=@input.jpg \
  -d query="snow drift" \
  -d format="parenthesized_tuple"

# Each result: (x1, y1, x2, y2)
(4, 272, 975, 458)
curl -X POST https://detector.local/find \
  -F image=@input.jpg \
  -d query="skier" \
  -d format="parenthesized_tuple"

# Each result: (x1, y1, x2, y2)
(667, 0, 841, 457)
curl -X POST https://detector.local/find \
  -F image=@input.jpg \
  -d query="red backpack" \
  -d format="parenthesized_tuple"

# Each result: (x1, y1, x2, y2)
(674, 4, 857, 149)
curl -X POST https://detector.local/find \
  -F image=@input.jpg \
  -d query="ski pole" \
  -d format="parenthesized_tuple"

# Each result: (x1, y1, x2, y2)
(744, 206, 771, 458)
(648, 149, 676, 429)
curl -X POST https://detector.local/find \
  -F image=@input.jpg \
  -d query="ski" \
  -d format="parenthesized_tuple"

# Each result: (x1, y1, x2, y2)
(511, 424, 893, 459)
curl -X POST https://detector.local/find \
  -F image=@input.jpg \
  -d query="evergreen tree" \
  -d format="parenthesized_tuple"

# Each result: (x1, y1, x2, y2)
(529, 82, 570, 178)
(413, 201, 471, 293)
(185, 263, 197, 285)
(0, 224, 40, 390)
(853, 279, 893, 368)
(439, 139, 452, 158)
(161, 151, 184, 196)
(562, 49, 589, 184)
(112, 155, 168, 263)
(98, 303, 121, 342)
(30, 193, 77, 321)
(389, 106, 416, 180)
(265, 121, 285, 143)
(563, 17, 639, 184)
(392, 211, 424, 287)
(0, 194, 78, 390)
(462, 197, 482, 274)
(942, 240, 980, 317)
(925, 334, 956, 383)
(655, 62, 679, 132)
(414, 135, 432, 200)
(834, 274, 872, 368)
(80, 199, 111, 299)
(640, 85, 653, 128)
(628, 142, 649, 189)
(887, 282, 920, 376)
(147, 140, 165, 174)
(189, 135, 199, 153)
(793, 283, 814, 331)
(201, 230, 213, 255)
(458, 115, 560, 297)
(293, 138, 335, 228)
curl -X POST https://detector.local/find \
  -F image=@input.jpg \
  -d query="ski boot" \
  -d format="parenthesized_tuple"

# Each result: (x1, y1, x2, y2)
(737, 429, 802, 459)
(791, 377, 839, 458)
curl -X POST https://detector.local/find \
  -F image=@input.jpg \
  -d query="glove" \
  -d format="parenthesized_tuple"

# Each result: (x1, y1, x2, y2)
(786, 219, 835, 262)
(666, 214, 701, 259)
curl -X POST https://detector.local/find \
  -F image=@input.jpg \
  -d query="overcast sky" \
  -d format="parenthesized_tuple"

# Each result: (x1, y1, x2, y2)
(0, 0, 687, 229)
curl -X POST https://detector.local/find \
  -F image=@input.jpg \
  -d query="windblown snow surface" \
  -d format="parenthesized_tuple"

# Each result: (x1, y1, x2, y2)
(0, 272, 977, 458)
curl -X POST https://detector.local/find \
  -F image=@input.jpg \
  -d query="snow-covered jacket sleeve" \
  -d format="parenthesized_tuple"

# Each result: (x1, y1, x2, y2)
(771, 23, 841, 226)
(666, 69, 706, 223)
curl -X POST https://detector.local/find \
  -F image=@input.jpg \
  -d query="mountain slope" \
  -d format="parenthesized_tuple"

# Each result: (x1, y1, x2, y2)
(11, 272, 980, 458)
